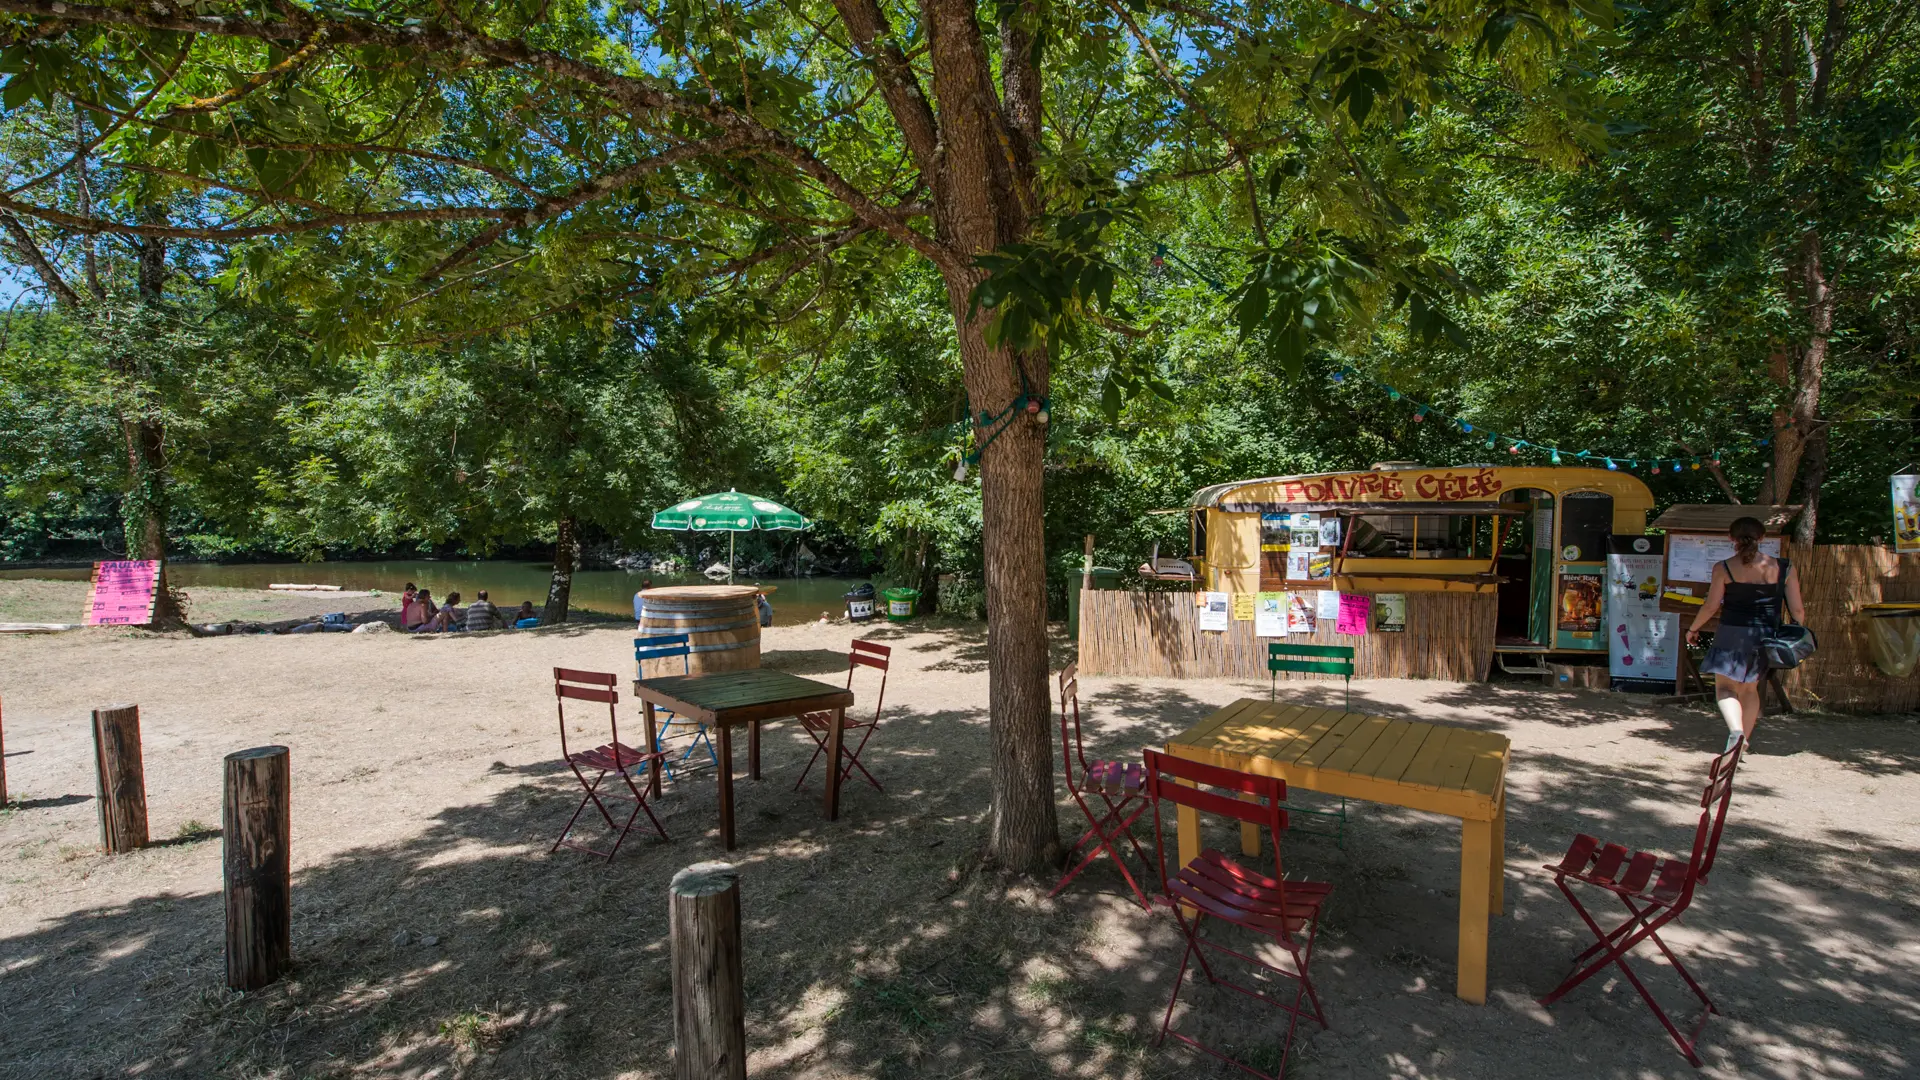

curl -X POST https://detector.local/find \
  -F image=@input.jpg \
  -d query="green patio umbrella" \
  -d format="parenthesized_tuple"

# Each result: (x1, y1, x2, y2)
(650, 489, 811, 580)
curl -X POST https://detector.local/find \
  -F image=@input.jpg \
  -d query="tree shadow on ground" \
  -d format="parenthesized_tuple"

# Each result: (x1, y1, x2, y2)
(2, 688, 1916, 1080)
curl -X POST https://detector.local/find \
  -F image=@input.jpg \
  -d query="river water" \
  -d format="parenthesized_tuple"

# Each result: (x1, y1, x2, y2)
(0, 561, 890, 626)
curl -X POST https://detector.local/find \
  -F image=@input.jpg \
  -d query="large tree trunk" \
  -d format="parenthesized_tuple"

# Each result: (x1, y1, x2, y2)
(122, 229, 182, 627)
(1756, 230, 1833, 515)
(543, 515, 578, 624)
(917, 0, 1060, 874)
(946, 279, 1060, 873)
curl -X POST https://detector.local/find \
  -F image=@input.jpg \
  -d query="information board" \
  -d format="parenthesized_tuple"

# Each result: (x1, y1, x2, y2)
(1667, 533, 1783, 583)
(86, 560, 161, 626)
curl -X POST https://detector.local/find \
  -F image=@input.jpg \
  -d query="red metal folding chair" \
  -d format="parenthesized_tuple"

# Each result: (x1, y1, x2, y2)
(794, 639, 890, 793)
(1538, 744, 1741, 1066)
(1050, 663, 1151, 909)
(1142, 747, 1331, 1080)
(551, 667, 669, 861)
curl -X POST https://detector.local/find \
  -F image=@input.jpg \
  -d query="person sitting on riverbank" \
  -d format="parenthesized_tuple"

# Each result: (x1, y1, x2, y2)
(466, 590, 503, 632)
(417, 591, 464, 632)
(514, 601, 538, 628)
(402, 588, 435, 630)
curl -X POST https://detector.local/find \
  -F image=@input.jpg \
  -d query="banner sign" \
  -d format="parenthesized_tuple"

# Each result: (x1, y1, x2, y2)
(87, 560, 161, 626)
(1606, 539, 1678, 682)
(1895, 474, 1920, 553)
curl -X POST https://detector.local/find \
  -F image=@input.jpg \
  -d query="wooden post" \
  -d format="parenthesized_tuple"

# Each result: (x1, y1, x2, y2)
(671, 862, 746, 1080)
(91, 704, 148, 852)
(224, 746, 291, 991)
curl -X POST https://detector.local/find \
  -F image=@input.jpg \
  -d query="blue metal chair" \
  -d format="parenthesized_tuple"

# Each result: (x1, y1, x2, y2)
(634, 634, 718, 779)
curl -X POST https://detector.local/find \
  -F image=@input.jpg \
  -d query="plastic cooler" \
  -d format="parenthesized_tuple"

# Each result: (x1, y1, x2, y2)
(882, 587, 920, 621)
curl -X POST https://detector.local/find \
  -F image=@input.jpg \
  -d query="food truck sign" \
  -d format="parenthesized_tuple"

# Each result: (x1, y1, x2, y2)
(1264, 468, 1503, 504)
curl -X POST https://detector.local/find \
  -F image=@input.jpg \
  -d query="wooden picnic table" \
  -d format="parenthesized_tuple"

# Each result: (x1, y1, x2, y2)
(633, 669, 855, 851)
(1166, 698, 1510, 1004)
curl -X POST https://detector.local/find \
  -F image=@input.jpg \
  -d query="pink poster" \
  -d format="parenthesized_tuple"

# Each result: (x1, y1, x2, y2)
(86, 560, 161, 626)
(1335, 593, 1371, 635)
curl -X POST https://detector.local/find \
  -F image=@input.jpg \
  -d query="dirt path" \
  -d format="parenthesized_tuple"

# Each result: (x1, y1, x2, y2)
(1, 620, 1916, 1079)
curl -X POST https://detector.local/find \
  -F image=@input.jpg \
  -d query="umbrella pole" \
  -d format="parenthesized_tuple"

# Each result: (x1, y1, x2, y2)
(729, 531, 735, 582)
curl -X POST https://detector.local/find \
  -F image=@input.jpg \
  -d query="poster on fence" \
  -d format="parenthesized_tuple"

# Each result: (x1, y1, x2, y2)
(1374, 593, 1407, 632)
(1335, 593, 1371, 635)
(1197, 591, 1230, 631)
(1255, 592, 1286, 637)
(1231, 594, 1257, 621)
(1286, 592, 1317, 634)
(1895, 474, 1920, 553)
(1315, 590, 1343, 621)
(1607, 537, 1678, 683)
(86, 560, 161, 626)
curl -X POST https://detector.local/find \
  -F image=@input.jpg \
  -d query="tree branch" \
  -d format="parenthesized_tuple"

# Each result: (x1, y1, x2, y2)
(0, 211, 85, 307)
(165, 25, 327, 114)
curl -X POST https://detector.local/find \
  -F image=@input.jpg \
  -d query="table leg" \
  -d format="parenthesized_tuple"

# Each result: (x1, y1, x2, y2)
(1457, 815, 1494, 1004)
(643, 702, 661, 797)
(749, 721, 761, 781)
(717, 724, 735, 851)
(824, 707, 844, 821)
(1491, 792, 1506, 916)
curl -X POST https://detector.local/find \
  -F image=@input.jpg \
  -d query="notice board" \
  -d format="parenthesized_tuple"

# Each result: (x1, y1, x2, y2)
(86, 560, 161, 625)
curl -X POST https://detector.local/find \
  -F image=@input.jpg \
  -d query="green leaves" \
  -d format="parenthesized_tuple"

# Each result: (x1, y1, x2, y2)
(967, 206, 1132, 352)
(1231, 239, 1374, 376)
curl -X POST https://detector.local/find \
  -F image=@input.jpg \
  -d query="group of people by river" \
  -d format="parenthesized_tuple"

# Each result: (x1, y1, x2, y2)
(399, 583, 538, 633)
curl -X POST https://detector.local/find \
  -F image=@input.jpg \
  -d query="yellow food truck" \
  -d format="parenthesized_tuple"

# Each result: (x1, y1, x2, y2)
(1189, 462, 1656, 656)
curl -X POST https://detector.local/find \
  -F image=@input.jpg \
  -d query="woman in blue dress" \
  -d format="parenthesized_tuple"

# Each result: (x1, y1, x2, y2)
(1685, 516, 1806, 752)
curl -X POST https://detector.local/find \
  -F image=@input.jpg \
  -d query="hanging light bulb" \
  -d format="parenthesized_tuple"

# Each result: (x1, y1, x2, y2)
(1690, 458, 1701, 470)
(1508, 442, 1521, 455)
(1550, 450, 1562, 465)
(1413, 407, 1427, 423)
(1461, 421, 1473, 433)
(1330, 369, 1346, 383)
(1605, 458, 1618, 471)
(1652, 462, 1662, 474)
(1388, 389, 1401, 402)
(1485, 433, 1497, 449)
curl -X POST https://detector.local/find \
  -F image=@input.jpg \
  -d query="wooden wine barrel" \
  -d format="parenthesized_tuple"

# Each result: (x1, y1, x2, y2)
(638, 585, 762, 676)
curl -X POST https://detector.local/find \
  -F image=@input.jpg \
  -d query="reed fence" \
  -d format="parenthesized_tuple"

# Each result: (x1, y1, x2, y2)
(1077, 588, 1497, 682)
(1776, 545, 1920, 714)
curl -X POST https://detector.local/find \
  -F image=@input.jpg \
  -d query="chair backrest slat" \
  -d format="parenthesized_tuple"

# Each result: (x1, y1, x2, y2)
(1143, 748, 1291, 907)
(846, 639, 890, 723)
(1057, 665, 1088, 779)
(554, 667, 622, 760)
(1690, 745, 1741, 883)
(1269, 643, 1355, 659)
(1268, 642, 1355, 675)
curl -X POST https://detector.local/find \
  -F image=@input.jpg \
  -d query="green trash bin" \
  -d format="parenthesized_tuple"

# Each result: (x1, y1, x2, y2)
(1067, 566, 1122, 639)
(882, 587, 921, 621)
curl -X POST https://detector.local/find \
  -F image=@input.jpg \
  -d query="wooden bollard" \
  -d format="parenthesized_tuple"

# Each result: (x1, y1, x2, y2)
(670, 862, 746, 1080)
(224, 746, 292, 991)
(91, 704, 148, 852)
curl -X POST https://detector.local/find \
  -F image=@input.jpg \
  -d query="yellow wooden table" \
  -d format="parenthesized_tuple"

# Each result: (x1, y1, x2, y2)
(1166, 698, 1510, 1004)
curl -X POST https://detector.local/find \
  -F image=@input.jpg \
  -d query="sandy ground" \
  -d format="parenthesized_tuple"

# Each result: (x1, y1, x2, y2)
(0, 578, 395, 629)
(1, 616, 1917, 1080)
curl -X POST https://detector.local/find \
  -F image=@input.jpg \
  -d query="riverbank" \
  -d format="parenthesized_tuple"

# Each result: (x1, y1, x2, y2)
(1, 623, 1915, 1080)
(0, 564, 886, 625)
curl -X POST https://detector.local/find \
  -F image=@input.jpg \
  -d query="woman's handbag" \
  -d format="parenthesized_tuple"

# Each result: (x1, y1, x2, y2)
(1760, 557, 1817, 668)
(1762, 623, 1817, 668)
